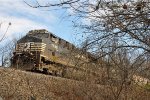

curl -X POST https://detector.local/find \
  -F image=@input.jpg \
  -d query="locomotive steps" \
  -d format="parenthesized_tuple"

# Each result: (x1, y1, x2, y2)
(0, 67, 105, 100)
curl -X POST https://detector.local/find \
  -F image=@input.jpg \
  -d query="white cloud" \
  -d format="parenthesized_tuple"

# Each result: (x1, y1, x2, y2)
(0, 0, 56, 22)
(0, 0, 57, 40)
(0, 16, 49, 40)
(0, 0, 77, 46)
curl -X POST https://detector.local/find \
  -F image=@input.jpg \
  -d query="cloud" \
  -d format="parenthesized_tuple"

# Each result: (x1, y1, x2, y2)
(0, 16, 49, 41)
(0, 0, 56, 22)
(0, 0, 57, 40)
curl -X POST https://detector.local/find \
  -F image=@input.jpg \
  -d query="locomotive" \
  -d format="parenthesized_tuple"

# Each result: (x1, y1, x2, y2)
(11, 29, 91, 77)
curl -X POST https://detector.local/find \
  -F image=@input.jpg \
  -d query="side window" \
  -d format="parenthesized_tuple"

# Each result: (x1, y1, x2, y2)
(51, 36, 59, 43)
(51, 36, 55, 42)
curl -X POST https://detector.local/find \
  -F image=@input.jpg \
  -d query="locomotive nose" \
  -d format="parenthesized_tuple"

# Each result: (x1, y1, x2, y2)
(15, 35, 46, 53)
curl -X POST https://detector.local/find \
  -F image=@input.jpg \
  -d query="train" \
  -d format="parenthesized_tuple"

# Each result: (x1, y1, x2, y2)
(11, 29, 95, 78)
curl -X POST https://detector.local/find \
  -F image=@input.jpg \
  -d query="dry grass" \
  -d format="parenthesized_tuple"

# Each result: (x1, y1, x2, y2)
(0, 67, 150, 100)
(0, 67, 109, 100)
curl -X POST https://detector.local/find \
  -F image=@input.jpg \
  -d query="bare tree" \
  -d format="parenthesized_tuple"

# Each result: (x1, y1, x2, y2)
(24, 0, 150, 99)
(0, 22, 11, 67)
(24, 0, 150, 53)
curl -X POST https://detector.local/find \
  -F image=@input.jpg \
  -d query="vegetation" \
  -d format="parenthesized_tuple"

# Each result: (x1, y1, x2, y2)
(0, 0, 150, 99)
(0, 67, 150, 100)
(24, 0, 150, 99)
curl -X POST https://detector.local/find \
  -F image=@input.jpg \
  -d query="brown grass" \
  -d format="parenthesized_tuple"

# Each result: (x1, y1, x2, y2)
(0, 67, 150, 100)
(0, 67, 109, 100)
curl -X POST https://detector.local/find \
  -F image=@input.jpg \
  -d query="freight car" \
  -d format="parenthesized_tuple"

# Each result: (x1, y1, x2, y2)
(11, 29, 91, 77)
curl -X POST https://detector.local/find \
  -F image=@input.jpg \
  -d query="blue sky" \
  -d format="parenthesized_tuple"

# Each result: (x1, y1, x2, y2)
(0, 0, 77, 44)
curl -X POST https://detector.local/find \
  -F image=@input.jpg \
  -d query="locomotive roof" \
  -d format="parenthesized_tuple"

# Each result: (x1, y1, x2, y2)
(28, 29, 59, 38)
(27, 29, 74, 46)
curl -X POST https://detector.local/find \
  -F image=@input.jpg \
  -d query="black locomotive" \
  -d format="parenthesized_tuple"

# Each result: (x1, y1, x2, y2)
(11, 29, 90, 76)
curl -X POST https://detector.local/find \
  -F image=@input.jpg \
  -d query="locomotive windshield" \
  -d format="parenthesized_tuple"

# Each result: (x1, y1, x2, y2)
(28, 29, 49, 38)
(36, 33, 49, 38)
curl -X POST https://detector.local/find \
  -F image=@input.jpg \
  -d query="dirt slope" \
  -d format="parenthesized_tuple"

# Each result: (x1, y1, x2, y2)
(0, 67, 109, 100)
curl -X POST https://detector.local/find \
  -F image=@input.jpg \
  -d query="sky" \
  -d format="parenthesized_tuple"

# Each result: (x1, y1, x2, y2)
(0, 0, 76, 45)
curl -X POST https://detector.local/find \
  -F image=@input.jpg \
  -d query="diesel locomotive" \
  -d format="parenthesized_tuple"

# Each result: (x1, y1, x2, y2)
(11, 29, 91, 77)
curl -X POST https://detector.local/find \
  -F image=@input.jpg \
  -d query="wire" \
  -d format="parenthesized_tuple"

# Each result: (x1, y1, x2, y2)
(0, 22, 11, 42)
